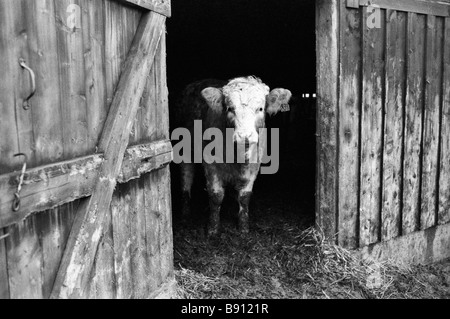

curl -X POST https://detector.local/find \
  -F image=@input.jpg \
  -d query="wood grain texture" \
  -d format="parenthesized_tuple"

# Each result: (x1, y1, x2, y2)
(0, 0, 20, 174)
(14, 0, 36, 169)
(350, 0, 450, 17)
(338, 4, 361, 248)
(25, 0, 64, 166)
(5, 216, 43, 299)
(0, 229, 9, 299)
(130, 178, 149, 298)
(316, 0, 339, 241)
(403, 13, 426, 235)
(55, 0, 88, 160)
(111, 183, 133, 299)
(51, 12, 166, 299)
(439, 18, 450, 225)
(359, 8, 385, 246)
(0, 140, 172, 229)
(359, 221, 450, 265)
(144, 171, 162, 292)
(116, 0, 171, 17)
(382, 10, 406, 241)
(84, 0, 107, 152)
(35, 204, 77, 299)
(88, 205, 116, 299)
(420, 15, 444, 230)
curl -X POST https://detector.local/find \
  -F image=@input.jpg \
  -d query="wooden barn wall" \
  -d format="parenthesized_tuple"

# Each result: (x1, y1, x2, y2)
(0, 0, 172, 299)
(317, 1, 450, 261)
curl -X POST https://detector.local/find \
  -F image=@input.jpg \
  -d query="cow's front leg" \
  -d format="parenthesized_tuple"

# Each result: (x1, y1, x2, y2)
(236, 172, 257, 233)
(205, 173, 225, 236)
(180, 163, 195, 216)
(237, 190, 252, 234)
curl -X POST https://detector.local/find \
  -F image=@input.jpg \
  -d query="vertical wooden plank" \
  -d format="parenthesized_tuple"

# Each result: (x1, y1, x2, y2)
(360, 8, 385, 246)
(90, 206, 116, 299)
(159, 166, 174, 283)
(55, 0, 88, 159)
(25, 0, 63, 166)
(15, 0, 36, 168)
(111, 183, 133, 299)
(0, 0, 20, 174)
(403, 13, 426, 235)
(439, 18, 450, 225)
(316, 0, 339, 241)
(0, 229, 10, 299)
(155, 31, 173, 284)
(129, 179, 148, 298)
(36, 204, 77, 299)
(157, 30, 170, 140)
(83, 0, 107, 152)
(6, 216, 43, 299)
(421, 15, 444, 230)
(338, 4, 361, 248)
(382, 10, 406, 241)
(144, 172, 162, 292)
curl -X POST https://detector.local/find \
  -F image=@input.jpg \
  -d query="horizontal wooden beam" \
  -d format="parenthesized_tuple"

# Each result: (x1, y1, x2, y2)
(116, 0, 171, 17)
(358, 223, 450, 265)
(0, 140, 172, 229)
(346, 0, 450, 17)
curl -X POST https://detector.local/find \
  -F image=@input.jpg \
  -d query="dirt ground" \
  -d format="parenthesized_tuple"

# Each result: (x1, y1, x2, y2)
(172, 148, 450, 299)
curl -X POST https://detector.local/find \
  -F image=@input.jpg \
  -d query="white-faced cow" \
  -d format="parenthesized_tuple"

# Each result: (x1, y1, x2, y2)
(177, 76, 292, 236)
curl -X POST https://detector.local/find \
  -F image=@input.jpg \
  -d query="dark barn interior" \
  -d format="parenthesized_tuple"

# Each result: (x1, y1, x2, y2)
(167, 0, 317, 232)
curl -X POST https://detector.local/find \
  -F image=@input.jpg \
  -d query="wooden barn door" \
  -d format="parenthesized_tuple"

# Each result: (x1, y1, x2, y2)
(0, 0, 174, 299)
(317, 0, 450, 264)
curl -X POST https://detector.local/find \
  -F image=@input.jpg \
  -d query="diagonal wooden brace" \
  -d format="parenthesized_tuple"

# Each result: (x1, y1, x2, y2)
(51, 11, 166, 299)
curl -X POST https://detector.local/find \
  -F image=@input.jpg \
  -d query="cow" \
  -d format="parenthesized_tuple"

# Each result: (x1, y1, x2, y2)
(175, 76, 292, 236)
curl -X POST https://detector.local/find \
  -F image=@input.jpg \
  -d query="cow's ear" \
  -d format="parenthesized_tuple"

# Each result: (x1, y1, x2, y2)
(201, 87, 224, 113)
(266, 88, 292, 116)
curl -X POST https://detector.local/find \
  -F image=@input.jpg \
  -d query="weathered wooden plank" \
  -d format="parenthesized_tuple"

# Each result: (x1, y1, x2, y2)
(338, 3, 361, 249)
(25, 0, 64, 167)
(145, 171, 162, 291)
(359, 221, 450, 265)
(159, 166, 174, 283)
(0, 140, 172, 229)
(118, 140, 173, 183)
(36, 204, 77, 299)
(88, 206, 116, 299)
(51, 12, 166, 299)
(55, 0, 89, 159)
(84, 0, 107, 152)
(116, 0, 171, 17)
(360, 8, 385, 246)
(130, 178, 149, 298)
(316, 0, 339, 242)
(347, 0, 450, 17)
(6, 216, 43, 299)
(14, 0, 36, 169)
(439, 18, 450, 225)
(381, 11, 406, 241)
(403, 13, 426, 235)
(0, 229, 9, 299)
(0, 0, 20, 174)
(421, 16, 444, 230)
(111, 183, 133, 299)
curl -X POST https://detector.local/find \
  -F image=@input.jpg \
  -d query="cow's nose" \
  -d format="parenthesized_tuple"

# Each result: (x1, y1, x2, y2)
(235, 131, 258, 144)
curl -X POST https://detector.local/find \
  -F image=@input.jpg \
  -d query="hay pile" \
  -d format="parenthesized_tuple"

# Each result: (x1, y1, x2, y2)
(174, 220, 450, 299)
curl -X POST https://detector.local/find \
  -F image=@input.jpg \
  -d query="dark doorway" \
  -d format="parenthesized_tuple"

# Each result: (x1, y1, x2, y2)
(167, 0, 317, 230)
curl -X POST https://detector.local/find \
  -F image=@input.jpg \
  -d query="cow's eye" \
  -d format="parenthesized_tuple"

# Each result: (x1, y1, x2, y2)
(258, 107, 264, 113)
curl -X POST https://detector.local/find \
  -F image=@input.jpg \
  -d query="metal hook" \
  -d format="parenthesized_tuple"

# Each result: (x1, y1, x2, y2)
(19, 58, 36, 110)
(12, 153, 27, 212)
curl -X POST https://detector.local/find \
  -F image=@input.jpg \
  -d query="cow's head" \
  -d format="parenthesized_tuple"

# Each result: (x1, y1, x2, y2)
(201, 76, 292, 144)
